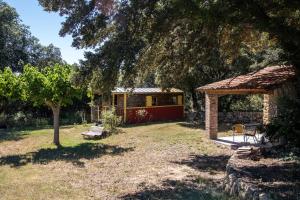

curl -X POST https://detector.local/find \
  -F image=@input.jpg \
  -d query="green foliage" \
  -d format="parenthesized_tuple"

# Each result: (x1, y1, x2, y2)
(0, 67, 24, 101)
(266, 97, 300, 147)
(0, 1, 64, 71)
(38, 0, 287, 111)
(101, 108, 121, 133)
(22, 64, 81, 107)
(21, 64, 82, 145)
(229, 95, 263, 112)
(0, 68, 25, 127)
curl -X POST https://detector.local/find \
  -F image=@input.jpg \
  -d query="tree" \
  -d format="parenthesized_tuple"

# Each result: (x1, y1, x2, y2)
(0, 1, 29, 71)
(38, 0, 287, 90)
(0, 67, 23, 110)
(27, 41, 65, 68)
(0, 67, 25, 127)
(0, 1, 65, 71)
(22, 64, 81, 146)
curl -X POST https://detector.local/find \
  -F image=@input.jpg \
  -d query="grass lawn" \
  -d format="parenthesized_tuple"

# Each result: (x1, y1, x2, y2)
(0, 122, 235, 200)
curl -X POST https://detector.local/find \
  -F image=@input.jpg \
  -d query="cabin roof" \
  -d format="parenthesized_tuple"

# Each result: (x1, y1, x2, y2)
(112, 87, 183, 94)
(196, 65, 296, 94)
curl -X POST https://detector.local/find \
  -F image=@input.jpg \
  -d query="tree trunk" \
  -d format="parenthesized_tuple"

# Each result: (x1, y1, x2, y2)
(51, 106, 60, 146)
(191, 90, 199, 112)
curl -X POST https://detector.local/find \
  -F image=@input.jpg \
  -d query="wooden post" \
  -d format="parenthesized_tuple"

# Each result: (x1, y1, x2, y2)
(97, 106, 100, 121)
(112, 94, 115, 109)
(124, 93, 127, 123)
(146, 96, 152, 107)
(90, 106, 93, 122)
(205, 93, 218, 139)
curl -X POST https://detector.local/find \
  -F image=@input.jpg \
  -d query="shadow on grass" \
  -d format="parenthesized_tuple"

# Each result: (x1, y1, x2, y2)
(226, 160, 300, 199)
(121, 179, 233, 200)
(0, 129, 30, 143)
(123, 120, 184, 128)
(0, 125, 85, 143)
(0, 143, 134, 168)
(177, 122, 232, 133)
(173, 154, 230, 174)
(177, 122, 204, 129)
(121, 155, 233, 200)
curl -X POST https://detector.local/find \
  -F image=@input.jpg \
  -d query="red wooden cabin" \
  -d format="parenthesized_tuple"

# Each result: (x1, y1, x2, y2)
(108, 88, 184, 124)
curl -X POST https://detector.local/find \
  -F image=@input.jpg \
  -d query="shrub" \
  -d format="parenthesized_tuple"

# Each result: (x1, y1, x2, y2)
(135, 109, 149, 123)
(229, 94, 263, 112)
(101, 108, 121, 133)
(265, 96, 300, 147)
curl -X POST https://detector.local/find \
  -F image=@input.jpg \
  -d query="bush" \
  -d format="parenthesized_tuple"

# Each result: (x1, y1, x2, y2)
(266, 96, 300, 147)
(60, 111, 83, 125)
(229, 95, 263, 112)
(0, 110, 85, 129)
(101, 108, 121, 133)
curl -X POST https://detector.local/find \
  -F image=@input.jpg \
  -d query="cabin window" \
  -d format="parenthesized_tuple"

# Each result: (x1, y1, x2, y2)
(152, 96, 158, 106)
(114, 95, 118, 106)
(172, 96, 177, 105)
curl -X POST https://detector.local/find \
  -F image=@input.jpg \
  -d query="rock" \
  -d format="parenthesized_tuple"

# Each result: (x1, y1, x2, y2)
(259, 193, 270, 200)
(224, 151, 269, 200)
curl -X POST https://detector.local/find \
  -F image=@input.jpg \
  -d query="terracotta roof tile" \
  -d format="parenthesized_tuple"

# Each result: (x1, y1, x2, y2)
(197, 65, 296, 92)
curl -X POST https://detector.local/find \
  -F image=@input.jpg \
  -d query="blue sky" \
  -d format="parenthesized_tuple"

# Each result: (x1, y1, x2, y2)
(4, 0, 85, 64)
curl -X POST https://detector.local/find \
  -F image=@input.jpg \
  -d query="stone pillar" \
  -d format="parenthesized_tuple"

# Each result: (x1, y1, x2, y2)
(263, 92, 277, 124)
(205, 93, 218, 139)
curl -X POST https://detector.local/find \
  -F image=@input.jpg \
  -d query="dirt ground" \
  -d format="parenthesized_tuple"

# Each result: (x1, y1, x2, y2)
(0, 122, 235, 200)
(231, 148, 300, 200)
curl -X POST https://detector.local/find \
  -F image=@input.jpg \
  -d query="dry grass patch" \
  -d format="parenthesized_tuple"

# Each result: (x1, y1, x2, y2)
(0, 122, 234, 199)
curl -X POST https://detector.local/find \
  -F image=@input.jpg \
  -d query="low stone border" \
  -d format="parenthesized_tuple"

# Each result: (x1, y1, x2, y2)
(223, 152, 270, 200)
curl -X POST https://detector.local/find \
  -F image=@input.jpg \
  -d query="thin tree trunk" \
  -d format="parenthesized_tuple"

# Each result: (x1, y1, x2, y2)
(52, 106, 60, 146)
(191, 90, 199, 112)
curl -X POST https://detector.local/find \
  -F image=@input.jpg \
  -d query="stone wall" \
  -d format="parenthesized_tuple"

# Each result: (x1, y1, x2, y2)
(224, 155, 264, 200)
(263, 82, 296, 124)
(197, 111, 263, 124)
(219, 112, 262, 124)
(224, 152, 270, 200)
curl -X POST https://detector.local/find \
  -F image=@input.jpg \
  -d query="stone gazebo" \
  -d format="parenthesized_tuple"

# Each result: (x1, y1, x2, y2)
(196, 65, 296, 139)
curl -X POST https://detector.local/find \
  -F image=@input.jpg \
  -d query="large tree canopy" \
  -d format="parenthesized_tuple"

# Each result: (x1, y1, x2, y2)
(38, 0, 297, 112)
(39, 0, 299, 81)
(0, 0, 64, 71)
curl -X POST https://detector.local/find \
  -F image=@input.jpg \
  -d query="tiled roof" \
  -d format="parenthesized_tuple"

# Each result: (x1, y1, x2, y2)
(112, 87, 183, 94)
(197, 65, 296, 92)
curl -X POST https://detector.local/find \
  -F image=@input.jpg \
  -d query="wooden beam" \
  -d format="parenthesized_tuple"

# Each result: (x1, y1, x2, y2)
(123, 93, 127, 123)
(97, 106, 100, 122)
(112, 94, 115, 109)
(198, 89, 272, 95)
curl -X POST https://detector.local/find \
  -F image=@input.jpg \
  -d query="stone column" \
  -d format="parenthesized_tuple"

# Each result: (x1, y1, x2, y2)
(263, 92, 277, 124)
(205, 93, 218, 139)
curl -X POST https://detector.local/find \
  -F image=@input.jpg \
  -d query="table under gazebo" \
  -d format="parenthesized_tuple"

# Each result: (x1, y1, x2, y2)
(196, 65, 296, 140)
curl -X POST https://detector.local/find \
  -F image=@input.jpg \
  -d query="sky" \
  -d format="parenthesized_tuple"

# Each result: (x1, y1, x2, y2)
(4, 0, 85, 64)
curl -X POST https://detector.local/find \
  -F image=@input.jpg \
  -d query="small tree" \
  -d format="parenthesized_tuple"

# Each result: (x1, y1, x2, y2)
(101, 108, 121, 133)
(22, 64, 81, 146)
(0, 68, 24, 125)
(0, 68, 22, 100)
